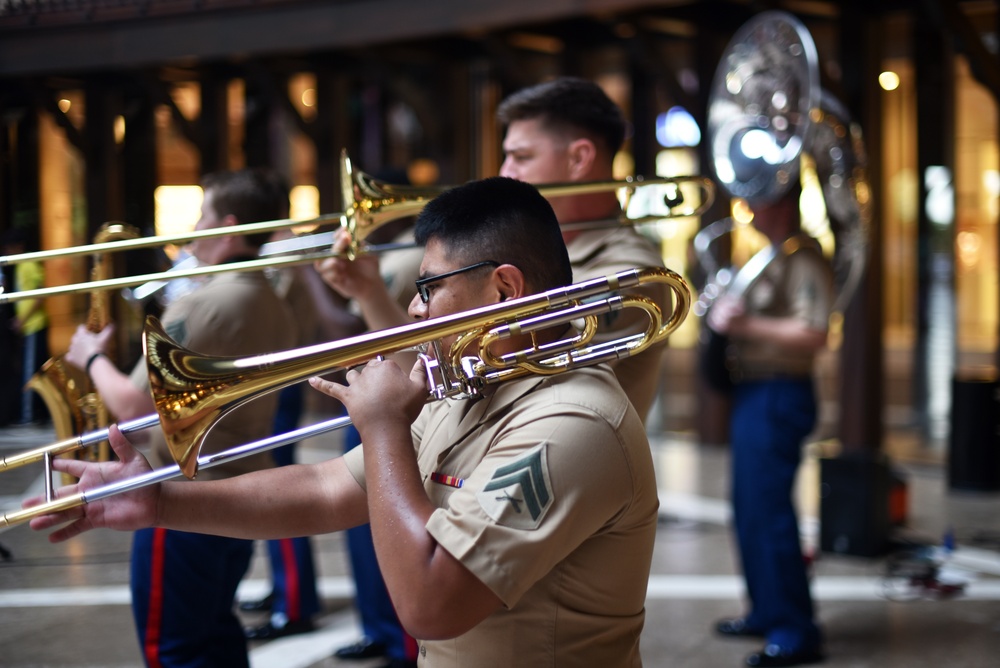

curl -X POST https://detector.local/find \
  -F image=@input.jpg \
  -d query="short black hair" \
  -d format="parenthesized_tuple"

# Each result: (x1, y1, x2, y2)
(496, 77, 626, 155)
(414, 177, 573, 292)
(200, 168, 289, 248)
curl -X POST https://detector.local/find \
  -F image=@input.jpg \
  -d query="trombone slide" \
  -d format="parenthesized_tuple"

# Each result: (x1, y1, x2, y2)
(1, 415, 353, 529)
(1, 414, 160, 472)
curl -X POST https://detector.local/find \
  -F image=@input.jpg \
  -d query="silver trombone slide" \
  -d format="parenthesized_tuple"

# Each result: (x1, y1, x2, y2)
(3, 415, 353, 529)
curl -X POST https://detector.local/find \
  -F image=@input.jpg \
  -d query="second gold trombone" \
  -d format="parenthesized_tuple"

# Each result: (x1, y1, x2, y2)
(0, 151, 714, 304)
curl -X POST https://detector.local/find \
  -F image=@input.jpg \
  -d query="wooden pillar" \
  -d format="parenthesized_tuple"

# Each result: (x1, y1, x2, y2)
(913, 10, 956, 440)
(200, 68, 231, 175)
(0, 96, 11, 232)
(84, 78, 124, 238)
(629, 57, 656, 178)
(10, 99, 41, 237)
(122, 84, 157, 231)
(835, 2, 886, 455)
(314, 67, 353, 212)
(244, 73, 272, 170)
(464, 59, 496, 182)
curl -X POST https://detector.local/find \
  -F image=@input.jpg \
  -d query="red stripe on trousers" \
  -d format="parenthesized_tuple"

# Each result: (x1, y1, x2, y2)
(279, 538, 301, 620)
(143, 527, 168, 668)
(404, 631, 419, 660)
(389, 598, 419, 660)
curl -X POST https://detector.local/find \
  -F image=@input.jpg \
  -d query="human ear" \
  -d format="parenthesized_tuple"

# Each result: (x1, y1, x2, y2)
(493, 264, 526, 302)
(566, 138, 596, 180)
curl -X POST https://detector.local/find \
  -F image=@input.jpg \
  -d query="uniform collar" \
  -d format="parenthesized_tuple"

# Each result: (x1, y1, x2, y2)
(473, 372, 547, 421)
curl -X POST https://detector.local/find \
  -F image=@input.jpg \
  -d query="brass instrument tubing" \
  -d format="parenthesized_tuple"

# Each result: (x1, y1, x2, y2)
(122, 239, 419, 306)
(0, 250, 333, 305)
(1, 413, 160, 472)
(0, 214, 343, 267)
(1, 240, 424, 305)
(1, 415, 353, 528)
(43, 453, 54, 502)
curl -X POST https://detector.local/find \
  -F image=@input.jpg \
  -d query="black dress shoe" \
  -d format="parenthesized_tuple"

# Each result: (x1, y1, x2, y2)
(333, 637, 387, 660)
(244, 618, 315, 641)
(745, 644, 824, 667)
(239, 592, 274, 613)
(716, 617, 766, 638)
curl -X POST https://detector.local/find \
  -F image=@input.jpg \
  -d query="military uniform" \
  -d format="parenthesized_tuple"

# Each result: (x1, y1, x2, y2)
(727, 237, 832, 655)
(344, 364, 658, 667)
(567, 226, 671, 423)
(727, 239, 832, 382)
(128, 269, 296, 667)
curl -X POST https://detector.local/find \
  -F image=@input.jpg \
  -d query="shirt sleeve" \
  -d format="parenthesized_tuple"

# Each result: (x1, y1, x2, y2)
(342, 405, 430, 492)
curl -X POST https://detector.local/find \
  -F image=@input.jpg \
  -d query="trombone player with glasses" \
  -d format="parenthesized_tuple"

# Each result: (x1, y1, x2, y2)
(29, 176, 662, 667)
(60, 168, 297, 668)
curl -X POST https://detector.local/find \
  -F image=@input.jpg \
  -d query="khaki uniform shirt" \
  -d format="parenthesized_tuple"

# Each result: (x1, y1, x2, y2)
(729, 237, 833, 381)
(567, 226, 671, 422)
(271, 267, 320, 347)
(344, 365, 658, 667)
(130, 270, 297, 480)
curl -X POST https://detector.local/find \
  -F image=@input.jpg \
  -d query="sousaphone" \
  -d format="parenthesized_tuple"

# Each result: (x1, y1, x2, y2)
(697, 10, 871, 391)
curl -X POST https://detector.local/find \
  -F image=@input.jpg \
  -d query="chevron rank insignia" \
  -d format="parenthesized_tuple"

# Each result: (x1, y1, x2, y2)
(477, 444, 553, 530)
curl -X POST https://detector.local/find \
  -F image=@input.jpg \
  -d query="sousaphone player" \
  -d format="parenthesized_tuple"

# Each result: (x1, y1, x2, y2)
(700, 10, 871, 668)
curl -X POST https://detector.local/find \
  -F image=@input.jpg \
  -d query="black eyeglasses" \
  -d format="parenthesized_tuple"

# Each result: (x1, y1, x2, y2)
(414, 260, 500, 303)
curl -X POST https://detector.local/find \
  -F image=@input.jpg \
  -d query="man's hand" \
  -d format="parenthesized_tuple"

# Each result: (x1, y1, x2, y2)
(706, 294, 745, 336)
(64, 324, 116, 370)
(314, 228, 384, 301)
(309, 356, 427, 446)
(27, 424, 159, 542)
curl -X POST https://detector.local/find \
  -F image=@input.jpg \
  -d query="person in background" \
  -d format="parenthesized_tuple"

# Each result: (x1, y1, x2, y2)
(496, 76, 673, 425)
(706, 182, 831, 668)
(3, 227, 50, 425)
(63, 168, 297, 668)
(33, 176, 659, 668)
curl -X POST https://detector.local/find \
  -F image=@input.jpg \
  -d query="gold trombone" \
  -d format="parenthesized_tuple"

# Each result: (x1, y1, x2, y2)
(2, 266, 690, 528)
(0, 151, 714, 304)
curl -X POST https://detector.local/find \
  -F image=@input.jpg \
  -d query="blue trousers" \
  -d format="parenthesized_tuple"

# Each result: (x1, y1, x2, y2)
(344, 424, 417, 662)
(730, 379, 822, 653)
(131, 527, 252, 668)
(263, 384, 321, 624)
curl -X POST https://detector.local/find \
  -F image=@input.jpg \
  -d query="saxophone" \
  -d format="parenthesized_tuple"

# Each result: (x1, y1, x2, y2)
(27, 222, 140, 478)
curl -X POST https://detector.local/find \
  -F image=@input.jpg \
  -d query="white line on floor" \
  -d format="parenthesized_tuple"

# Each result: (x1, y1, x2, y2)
(3, 574, 1000, 610)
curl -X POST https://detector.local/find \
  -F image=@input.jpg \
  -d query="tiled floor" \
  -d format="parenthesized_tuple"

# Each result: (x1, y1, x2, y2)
(1, 403, 999, 667)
